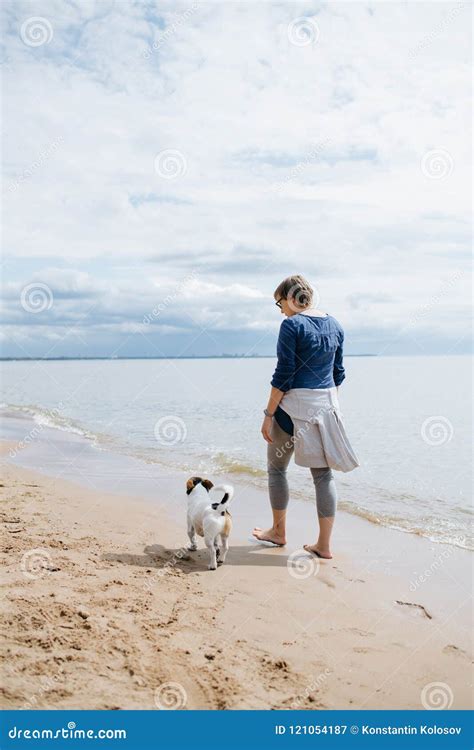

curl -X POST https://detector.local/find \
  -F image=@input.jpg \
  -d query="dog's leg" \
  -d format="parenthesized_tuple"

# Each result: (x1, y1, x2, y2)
(187, 519, 197, 551)
(205, 536, 217, 570)
(219, 533, 229, 564)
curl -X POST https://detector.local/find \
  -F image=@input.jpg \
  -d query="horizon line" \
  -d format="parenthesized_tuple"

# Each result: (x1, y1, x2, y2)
(2, 353, 472, 362)
(0, 354, 381, 362)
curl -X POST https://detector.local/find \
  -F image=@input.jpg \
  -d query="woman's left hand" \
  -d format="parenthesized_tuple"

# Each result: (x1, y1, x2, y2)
(261, 415, 273, 443)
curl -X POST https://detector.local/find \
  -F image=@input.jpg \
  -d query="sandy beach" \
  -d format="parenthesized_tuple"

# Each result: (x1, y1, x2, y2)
(1, 438, 472, 711)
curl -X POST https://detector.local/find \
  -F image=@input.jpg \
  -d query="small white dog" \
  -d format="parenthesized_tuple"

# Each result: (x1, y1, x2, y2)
(185, 476, 234, 570)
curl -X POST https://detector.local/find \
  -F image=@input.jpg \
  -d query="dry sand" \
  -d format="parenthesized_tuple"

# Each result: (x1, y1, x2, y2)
(1, 441, 472, 710)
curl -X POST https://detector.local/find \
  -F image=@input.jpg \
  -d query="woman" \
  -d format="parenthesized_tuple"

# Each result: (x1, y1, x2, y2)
(253, 274, 359, 559)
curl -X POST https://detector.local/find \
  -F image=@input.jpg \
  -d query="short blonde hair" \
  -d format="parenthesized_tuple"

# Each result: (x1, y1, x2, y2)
(274, 275, 313, 308)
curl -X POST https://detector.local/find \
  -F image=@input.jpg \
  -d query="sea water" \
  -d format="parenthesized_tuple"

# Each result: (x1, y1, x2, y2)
(0, 355, 471, 549)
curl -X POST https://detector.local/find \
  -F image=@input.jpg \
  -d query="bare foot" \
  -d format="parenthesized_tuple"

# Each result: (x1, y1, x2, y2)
(303, 544, 332, 559)
(252, 527, 286, 546)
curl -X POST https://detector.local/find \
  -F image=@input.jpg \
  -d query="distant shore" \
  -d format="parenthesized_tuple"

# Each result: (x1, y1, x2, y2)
(1, 435, 471, 710)
(0, 354, 377, 361)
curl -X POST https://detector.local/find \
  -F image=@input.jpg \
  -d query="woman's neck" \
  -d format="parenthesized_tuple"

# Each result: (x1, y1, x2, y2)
(297, 307, 327, 317)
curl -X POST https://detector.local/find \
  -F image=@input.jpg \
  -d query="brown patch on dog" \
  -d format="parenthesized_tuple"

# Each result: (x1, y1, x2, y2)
(186, 477, 214, 495)
(186, 476, 203, 494)
(222, 511, 232, 537)
(186, 478, 196, 493)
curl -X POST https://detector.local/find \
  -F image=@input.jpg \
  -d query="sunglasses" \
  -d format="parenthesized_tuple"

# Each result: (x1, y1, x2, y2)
(275, 297, 284, 309)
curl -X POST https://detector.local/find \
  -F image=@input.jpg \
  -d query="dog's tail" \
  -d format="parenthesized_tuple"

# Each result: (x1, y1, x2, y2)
(209, 483, 234, 511)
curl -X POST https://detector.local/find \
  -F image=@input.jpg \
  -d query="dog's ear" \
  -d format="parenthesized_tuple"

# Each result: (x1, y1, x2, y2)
(186, 476, 202, 495)
(201, 479, 214, 492)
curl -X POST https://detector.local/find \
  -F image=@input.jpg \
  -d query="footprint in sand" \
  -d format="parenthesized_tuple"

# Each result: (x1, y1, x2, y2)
(442, 644, 469, 658)
(346, 627, 375, 637)
(395, 600, 432, 620)
(319, 578, 336, 589)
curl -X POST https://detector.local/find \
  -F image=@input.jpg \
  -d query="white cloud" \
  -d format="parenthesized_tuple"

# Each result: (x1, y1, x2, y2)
(1, 0, 471, 356)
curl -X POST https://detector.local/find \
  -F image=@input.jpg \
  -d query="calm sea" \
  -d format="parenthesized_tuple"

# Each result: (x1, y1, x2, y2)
(0, 355, 471, 549)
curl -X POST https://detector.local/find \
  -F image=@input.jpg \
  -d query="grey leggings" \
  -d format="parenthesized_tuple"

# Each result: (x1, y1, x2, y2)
(267, 419, 337, 517)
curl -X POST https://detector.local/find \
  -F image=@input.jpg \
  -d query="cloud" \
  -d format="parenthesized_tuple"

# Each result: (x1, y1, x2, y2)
(1, 0, 471, 357)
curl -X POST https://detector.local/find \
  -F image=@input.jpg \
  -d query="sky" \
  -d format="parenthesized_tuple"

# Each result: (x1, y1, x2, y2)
(1, 0, 472, 358)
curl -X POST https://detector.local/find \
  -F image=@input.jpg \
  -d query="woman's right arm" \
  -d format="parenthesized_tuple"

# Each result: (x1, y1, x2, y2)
(333, 330, 345, 388)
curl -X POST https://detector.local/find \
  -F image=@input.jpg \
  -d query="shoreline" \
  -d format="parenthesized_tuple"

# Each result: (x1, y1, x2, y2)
(2, 407, 471, 552)
(0, 433, 472, 711)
